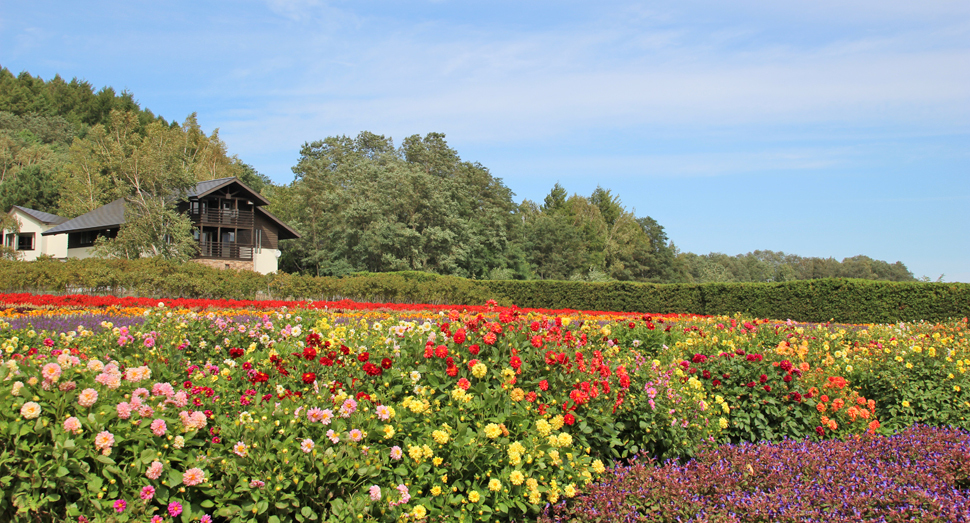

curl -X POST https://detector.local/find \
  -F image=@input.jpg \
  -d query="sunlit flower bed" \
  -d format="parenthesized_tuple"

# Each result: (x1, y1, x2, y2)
(0, 294, 967, 522)
(539, 425, 970, 523)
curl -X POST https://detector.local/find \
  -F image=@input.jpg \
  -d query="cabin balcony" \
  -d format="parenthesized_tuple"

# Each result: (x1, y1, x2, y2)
(195, 241, 253, 260)
(189, 209, 255, 228)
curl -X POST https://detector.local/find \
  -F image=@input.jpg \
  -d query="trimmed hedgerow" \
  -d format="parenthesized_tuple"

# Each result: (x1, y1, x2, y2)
(1, 259, 968, 323)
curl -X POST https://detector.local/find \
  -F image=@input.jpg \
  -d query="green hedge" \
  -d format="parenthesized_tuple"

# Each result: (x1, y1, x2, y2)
(0, 259, 966, 323)
(480, 278, 970, 323)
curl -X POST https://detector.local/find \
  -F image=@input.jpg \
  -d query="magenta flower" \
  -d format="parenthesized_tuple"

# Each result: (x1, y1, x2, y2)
(168, 501, 183, 517)
(113, 499, 126, 513)
(140, 485, 155, 501)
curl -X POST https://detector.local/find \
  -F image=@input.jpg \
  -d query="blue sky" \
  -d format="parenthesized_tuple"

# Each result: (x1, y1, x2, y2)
(2, 0, 968, 281)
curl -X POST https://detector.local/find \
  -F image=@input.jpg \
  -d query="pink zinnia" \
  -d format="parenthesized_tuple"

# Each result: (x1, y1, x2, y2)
(152, 382, 175, 397)
(349, 429, 363, 442)
(150, 419, 167, 436)
(140, 486, 155, 501)
(77, 388, 98, 407)
(146, 460, 163, 480)
(376, 405, 392, 421)
(116, 402, 132, 419)
(183, 467, 205, 486)
(339, 398, 357, 417)
(113, 499, 126, 513)
(172, 391, 189, 407)
(63, 416, 82, 434)
(300, 439, 314, 453)
(306, 407, 324, 422)
(42, 362, 61, 382)
(151, 517, 164, 523)
(369, 485, 381, 501)
(168, 501, 183, 517)
(94, 431, 114, 453)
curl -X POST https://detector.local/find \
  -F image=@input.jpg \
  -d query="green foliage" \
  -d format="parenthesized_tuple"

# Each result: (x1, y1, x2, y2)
(847, 328, 970, 432)
(285, 132, 524, 279)
(678, 250, 918, 284)
(0, 66, 167, 130)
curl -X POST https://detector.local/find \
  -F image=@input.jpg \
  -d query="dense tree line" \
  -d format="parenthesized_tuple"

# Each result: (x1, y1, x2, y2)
(272, 130, 915, 283)
(0, 67, 918, 282)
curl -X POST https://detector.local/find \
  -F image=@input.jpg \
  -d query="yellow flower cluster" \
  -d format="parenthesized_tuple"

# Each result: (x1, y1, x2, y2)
(431, 429, 450, 445)
(592, 459, 606, 474)
(508, 441, 526, 465)
(546, 433, 572, 448)
(483, 423, 502, 439)
(535, 419, 551, 437)
(408, 444, 434, 463)
(401, 396, 431, 414)
(471, 362, 487, 379)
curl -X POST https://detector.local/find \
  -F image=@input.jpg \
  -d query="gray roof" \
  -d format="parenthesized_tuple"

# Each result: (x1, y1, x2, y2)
(42, 199, 125, 236)
(186, 177, 270, 206)
(10, 206, 69, 226)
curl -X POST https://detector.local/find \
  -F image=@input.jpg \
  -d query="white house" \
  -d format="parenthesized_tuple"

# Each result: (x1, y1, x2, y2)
(3, 177, 299, 274)
(2, 206, 69, 261)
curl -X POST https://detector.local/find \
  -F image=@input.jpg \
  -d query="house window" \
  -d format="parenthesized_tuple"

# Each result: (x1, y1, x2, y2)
(67, 229, 117, 249)
(255, 229, 262, 254)
(6, 233, 35, 251)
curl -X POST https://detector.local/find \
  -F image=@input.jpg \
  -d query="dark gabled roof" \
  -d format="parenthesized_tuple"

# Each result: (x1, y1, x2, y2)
(257, 207, 301, 240)
(186, 177, 270, 206)
(10, 206, 69, 226)
(42, 199, 125, 236)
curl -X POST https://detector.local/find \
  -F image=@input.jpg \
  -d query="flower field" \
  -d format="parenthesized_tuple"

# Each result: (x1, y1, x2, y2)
(0, 293, 968, 522)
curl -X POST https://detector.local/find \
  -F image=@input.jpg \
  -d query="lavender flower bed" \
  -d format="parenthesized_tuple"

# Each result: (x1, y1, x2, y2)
(4, 313, 146, 333)
(540, 425, 970, 523)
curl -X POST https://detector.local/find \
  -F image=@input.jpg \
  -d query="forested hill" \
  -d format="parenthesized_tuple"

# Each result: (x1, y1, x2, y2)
(1, 67, 919, 283)
(0, 66, 269, 217)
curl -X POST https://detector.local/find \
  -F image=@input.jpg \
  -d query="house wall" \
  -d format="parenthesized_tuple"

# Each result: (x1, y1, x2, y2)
(254, 214, 279, 249)
(42, 233, 68, 259)
(2, 211, 68, 261)
(66, 247, 97, 260)
(253, 249, 280, 274)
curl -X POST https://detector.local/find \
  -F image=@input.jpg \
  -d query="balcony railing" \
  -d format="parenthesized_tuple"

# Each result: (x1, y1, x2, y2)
(190, 209, 254, 228)
(196, 241, 253, 260)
